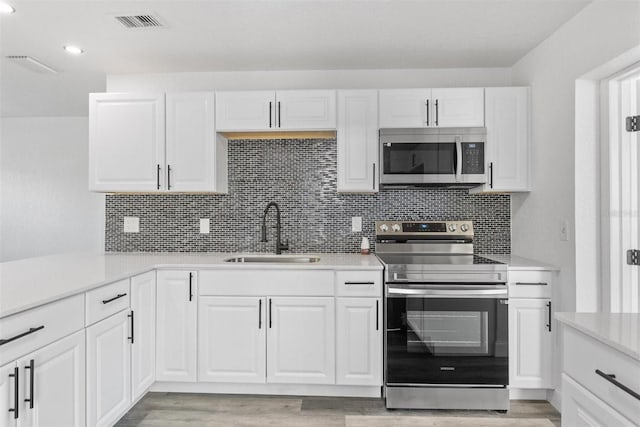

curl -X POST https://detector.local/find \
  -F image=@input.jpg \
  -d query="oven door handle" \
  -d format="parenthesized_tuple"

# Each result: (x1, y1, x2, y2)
(387, 286, 507, 298)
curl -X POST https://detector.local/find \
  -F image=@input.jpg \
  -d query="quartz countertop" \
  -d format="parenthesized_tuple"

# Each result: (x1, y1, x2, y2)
(483, 254, 560, 271)
(0, 252, 382, 319)
(556, 312, 640, 361)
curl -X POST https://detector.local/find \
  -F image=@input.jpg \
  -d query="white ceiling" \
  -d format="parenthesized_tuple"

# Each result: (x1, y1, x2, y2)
(0, 0, 591, 117)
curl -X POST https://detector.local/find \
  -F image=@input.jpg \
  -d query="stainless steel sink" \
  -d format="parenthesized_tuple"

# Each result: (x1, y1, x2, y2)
(224, 256, 321, 263)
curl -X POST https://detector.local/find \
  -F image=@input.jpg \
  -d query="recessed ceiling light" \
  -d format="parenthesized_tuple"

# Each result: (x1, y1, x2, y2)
(0, 3, 15, 14)
(63, 45, 84, 55)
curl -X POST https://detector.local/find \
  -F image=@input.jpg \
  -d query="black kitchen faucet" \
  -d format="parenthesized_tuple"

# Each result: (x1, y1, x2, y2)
(261, 202, 289, 255)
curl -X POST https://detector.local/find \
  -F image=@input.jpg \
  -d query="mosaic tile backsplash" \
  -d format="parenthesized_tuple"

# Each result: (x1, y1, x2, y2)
(106, 139, 510, 254)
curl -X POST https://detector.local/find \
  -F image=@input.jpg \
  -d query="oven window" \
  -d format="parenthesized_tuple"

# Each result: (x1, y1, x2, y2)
(383, 143, 455, 174)
(386, 297, 508, 386)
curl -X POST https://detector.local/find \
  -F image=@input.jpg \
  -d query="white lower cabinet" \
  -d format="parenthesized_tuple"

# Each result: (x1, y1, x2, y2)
(86, 310, 131, 427)
(508, 298, 552, 388)
(267, 297, 335, 384)
(156, 270, 198, 382)
(198, 297, 266, 383)
(130, 271, 157, 401)
(562, 374, 636, 427)
(0, 361, 18, 427)
(336, 298, 382, 386)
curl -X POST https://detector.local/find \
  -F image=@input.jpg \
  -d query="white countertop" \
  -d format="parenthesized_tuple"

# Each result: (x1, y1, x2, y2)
(556, 312, 640, 361)
(0, 252, 382, 319)
(483, 254, 559, 271)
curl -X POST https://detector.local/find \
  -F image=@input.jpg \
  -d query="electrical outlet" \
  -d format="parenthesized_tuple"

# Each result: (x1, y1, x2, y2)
(351, 217, 362, 232)
(123, 217, 139, 233)
(560, 220, 569, 242)
(200, 218, 210, 234)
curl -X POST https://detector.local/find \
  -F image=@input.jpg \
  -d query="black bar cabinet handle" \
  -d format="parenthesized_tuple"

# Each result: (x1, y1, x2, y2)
(167, 165, 172, 190)
(277, 102, 281, 128)
(24, 359, 34, 409)
(258, 300, 262, 329)
(426, 99, 429, 126)
(372, 164, 376, 190)
(376, 300, 379, 331)
(128, 311, 134, 344)
(595, 369, 640, 401)
(188, 272, 193, 302)
(435, 99, 439, 126)
(546, 301, 552, 332)
(0, 325, 45, 346)
(102, 293, 127, 304)
(156, 164, 161, 190)
(489, 162, 494, 189)
(269, 298, 272, 328)
(515, 282, 548, 286)
(8, 366, 18, 419)
(344, 281, 375, 285)
(269, 102, 272, 128)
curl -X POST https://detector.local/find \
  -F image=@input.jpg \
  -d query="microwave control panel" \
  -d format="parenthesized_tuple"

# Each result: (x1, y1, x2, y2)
(461, 142, 485, 174)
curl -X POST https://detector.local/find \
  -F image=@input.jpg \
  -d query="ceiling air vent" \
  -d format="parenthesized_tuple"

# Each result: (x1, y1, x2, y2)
(115, 14, 164, 28)
(5, 56, 57, 74)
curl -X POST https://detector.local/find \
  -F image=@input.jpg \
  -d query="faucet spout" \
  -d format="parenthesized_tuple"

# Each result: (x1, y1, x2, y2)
(260, 202, 289, 255)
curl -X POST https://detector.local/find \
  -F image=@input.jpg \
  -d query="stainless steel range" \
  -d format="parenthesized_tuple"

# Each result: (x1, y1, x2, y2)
(376, 220, 509, 411)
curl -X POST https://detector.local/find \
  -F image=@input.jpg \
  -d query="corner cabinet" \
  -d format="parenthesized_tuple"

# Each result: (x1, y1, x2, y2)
(472, 87, 530, 193)
(215, 90, 336, 131)
(89, 92, 227, 193)
(379, 88, 484, 128)
(130, 271, 156, 401)
(337, 90, 379, 193)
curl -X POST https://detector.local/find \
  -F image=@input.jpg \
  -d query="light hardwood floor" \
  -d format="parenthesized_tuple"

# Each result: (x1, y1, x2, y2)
(116, 393, 561, 426)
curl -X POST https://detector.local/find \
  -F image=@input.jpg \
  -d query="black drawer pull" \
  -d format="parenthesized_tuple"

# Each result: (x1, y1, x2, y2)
(344, 281, 375, 285)
(515, 282, 548, 286)
(595, 369, 640, 401)
(0, 325, 45, 346)
(102, 293, 127, 304)
(24, 359, 34, 409)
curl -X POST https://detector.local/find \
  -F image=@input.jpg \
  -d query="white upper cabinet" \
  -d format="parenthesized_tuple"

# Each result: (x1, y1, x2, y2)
(379, 88, 484, 128)
(474, 87, 530, 193)
(337, 90, 379, 193)
(89, 93, 165, 192)
(431, 88, 484, 127)
(166, 92, 226, 193)
(215, 90, 336, 131)
(90, 92, 227, 194)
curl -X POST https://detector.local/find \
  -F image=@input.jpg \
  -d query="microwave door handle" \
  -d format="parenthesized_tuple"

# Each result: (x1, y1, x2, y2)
(455, 138, 462, 181)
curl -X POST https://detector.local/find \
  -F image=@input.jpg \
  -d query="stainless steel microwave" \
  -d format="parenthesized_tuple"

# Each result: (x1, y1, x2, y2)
(379, 127, 487, 187)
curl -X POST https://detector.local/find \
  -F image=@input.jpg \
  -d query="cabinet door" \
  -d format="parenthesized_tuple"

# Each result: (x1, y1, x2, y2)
(87, 311, 131, 427)
(337, 90, 379, 193)
(18, 330, 85, 427)
(336, 298, 381, 386)
(562, 374, 636, 427)
(89, 93, 165, 192)
(198, 297, 266, 383)
(215, 91, 275, 131)
(130, 271, 156, 401)
(275, 90, 336, 130)
(267, 297, 335, 384)
(0, 362, 18, 427)
(509, 298, 552, 388)
(483, 87, 530, 192)
(166, 92, 222, 192)
(156, 270, 197, 382)
(378, 89, 431, 128)
(431, 88, 484, 127)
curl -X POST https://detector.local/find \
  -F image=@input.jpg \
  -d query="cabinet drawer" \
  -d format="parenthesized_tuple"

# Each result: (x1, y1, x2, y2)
(0, 294, 84, 365)
(335, 271, 382, 297)
(564, 328, 640, 421)
(508, 270, 552, 298)
(85, 279, 130, 326)
(199, 269, 334, 296)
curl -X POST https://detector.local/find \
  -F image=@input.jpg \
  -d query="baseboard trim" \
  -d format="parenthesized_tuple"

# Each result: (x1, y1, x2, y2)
(508, 388, 550, 400)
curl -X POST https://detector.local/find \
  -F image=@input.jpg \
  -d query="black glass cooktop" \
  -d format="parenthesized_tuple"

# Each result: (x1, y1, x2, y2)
(376, 254, 504, 266)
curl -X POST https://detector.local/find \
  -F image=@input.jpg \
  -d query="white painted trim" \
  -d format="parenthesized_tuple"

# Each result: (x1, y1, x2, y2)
(508, 388, 548, 400)
(547, 388, 562, 412)
(150, 381, 382, 398)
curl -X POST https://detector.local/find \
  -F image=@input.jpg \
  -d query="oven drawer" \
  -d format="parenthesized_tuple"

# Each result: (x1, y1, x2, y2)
(335, 270, 382, 297)
(508, 270, 553, 298)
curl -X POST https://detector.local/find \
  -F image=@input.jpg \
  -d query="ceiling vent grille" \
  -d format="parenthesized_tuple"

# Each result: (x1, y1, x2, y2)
(115, 14, 164, 28)
(5, 56, 58, 74)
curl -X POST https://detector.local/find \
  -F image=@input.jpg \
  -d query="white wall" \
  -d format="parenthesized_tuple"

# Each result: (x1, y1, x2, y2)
(0, 117, 105, 262)
(107, 67, 513, 92)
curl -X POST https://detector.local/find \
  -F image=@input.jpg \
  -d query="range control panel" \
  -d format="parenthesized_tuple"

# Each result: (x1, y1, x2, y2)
(375, 220, 474, 238)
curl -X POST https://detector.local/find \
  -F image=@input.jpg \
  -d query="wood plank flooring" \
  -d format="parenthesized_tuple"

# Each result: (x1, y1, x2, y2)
(116, 393, 561, 426)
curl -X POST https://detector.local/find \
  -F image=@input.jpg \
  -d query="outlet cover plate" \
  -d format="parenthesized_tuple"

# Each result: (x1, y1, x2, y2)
(123, 217, 139, 233)
(200, 218, 210, 234)
(352, 217, 362, 233)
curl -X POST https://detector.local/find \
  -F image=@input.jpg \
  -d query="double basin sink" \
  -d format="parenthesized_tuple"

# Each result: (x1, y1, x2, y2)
(225, 256, 320, 264)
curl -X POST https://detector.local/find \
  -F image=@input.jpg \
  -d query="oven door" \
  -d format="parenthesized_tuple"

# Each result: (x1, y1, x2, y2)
(385, 284, 508, 386)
